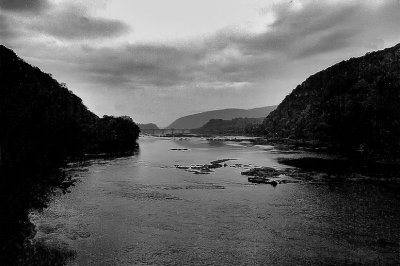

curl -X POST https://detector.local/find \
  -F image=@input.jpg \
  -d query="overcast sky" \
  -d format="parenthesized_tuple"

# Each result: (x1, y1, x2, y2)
(1, 0, 400, 126)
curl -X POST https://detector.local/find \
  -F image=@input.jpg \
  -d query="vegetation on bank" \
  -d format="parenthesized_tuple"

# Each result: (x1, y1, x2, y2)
(262, 43, 400, 159)
(0, 44, 140, 170)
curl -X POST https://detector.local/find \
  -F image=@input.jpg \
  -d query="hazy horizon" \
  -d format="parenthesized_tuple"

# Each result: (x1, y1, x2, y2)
(1, 0, 400, 126)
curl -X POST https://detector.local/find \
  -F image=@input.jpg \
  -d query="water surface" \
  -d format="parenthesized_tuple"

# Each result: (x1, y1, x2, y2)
(32, 137, 400, 265)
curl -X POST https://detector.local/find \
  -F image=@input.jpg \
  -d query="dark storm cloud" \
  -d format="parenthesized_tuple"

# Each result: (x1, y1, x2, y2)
(0, 0, 49, 12)
(31, 5, 130, 40)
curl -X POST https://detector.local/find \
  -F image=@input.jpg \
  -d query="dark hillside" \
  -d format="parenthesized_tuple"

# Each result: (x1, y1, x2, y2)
(195, 117, 263, 135)
(0, 45, 140, 264)
(0, 44, 140, 170)
(138, 123, 159, 130)
(167, 106, 276, 129)
(262, 43, 400, 158)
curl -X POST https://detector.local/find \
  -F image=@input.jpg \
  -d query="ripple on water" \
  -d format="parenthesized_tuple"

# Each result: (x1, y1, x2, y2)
(161, 184, 225, 190)
(110, 182, 181, 201)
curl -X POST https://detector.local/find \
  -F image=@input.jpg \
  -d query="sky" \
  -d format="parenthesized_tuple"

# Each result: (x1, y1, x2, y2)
(1, 0, 400, 126)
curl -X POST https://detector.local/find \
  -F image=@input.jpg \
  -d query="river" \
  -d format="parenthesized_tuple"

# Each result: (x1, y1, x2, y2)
(30, 137, 400, 265)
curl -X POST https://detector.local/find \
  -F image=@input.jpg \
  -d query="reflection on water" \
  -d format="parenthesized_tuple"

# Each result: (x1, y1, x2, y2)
(0, 167, 77, 265)
(31, 137, 400, 265)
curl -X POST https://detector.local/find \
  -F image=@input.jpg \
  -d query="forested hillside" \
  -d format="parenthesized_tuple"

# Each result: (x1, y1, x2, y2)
(167, 106, 276, 129)
(195, 118, 263, 135)
(0, 45, 140, 171)
(262, 43, 400, 158)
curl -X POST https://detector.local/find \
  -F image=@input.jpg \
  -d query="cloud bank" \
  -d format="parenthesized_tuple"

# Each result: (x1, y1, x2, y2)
(1, 0, 400, 125)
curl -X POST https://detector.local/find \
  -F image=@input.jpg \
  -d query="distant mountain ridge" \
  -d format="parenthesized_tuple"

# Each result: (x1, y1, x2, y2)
(138, 123, 159, 130)
(195, 117, 263, 134)
(167, 106, 276, 129)
(262, 43, 400, 157)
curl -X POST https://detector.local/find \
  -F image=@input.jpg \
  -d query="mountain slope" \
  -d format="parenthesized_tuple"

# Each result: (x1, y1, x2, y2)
(138, 123, 159, 130)
(0, 44, 140, 169)
(195, 117, 263, 134)
(262, 43, 400, 156)
(167, 106, 276, 129)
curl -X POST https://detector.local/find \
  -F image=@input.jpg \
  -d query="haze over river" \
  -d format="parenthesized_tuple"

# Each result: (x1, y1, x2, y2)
(31, 137, 400, 265)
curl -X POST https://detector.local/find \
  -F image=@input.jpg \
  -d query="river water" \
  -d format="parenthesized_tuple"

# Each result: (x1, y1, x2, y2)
(31, 137, 400, 265)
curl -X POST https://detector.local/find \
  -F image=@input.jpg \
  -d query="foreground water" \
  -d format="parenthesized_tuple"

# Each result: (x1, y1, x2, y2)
(31, 137, 400, 265)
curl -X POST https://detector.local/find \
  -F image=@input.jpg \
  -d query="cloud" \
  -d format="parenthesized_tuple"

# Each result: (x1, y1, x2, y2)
(17, 0, 400, 92)
(0, 2, 130, 41)
(31, 5, 130, 40)
(77, 44, 202, 87)
(219, 2, 360, 59)
(3, 0, 400, 125)
(0, 0, 49, 12)
(294, 28, 357, 59)
(0, 13, 13, 38)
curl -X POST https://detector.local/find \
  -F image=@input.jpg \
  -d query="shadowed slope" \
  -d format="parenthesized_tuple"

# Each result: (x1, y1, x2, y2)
(263, 43, 400, 158)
